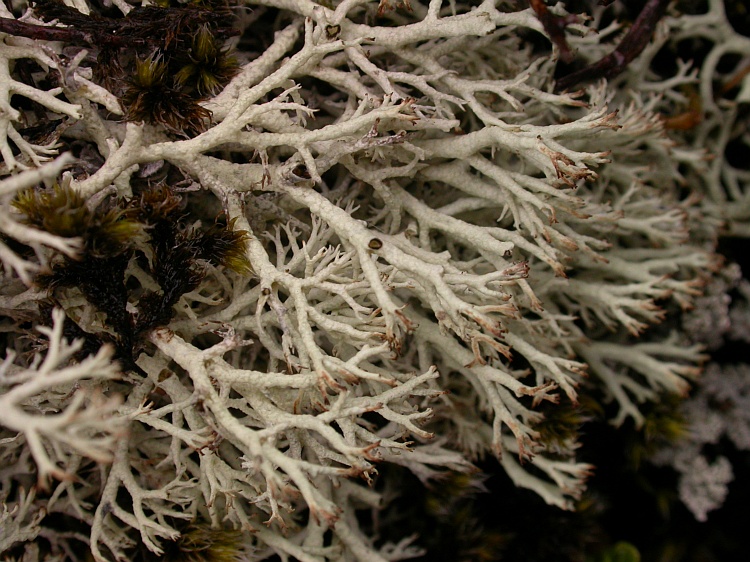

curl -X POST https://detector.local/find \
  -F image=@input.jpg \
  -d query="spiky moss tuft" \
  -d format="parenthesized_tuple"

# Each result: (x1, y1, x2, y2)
(174, 25, 239, 97)
(195, 218, 253, 275)
(13, 184, 144, 258)
(122, 54, 212, 137)
(13, 183, 252, 373)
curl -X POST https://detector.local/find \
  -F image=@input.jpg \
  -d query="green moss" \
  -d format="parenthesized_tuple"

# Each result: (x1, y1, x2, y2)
(587, 541, 641, 562)
(122, 54, 212, 137)
(196, 218, 253, 275)
(32, 0, 238, 138)
(627, 393, 688, 470)
(158, 524, 245, 562)
(13, 184, 144, 258)
(14, 183, 251, 374)
(533, 394, 600, 454)
(174, 25, 239, 97)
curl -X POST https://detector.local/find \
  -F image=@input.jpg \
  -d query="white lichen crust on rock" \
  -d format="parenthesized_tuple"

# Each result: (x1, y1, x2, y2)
(0, 0, 747, 560)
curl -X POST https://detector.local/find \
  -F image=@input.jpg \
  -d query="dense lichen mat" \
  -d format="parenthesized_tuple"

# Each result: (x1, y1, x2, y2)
(1, 0, 749, 560)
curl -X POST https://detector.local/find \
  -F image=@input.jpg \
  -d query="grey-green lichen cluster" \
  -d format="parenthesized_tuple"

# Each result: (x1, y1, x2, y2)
(1, 0, 749, 560)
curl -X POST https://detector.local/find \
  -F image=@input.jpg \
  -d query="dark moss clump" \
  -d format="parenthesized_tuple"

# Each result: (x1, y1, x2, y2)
(31, 0, 239, 137)
(13, 183, 144, 257)
(13, 183, 251, 373)
(121, 54, 213, 137)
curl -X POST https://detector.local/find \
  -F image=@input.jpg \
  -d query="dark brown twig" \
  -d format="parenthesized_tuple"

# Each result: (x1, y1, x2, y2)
(530, 0, 578, 64)
(555, 0, 672, 92)
(0, 17, 103, 46)
(1, 1, 236, 51)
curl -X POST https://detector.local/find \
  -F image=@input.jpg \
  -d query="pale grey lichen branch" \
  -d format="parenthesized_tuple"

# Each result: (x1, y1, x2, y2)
(1, 0, 744, 559)
(0, 309, 123, 487)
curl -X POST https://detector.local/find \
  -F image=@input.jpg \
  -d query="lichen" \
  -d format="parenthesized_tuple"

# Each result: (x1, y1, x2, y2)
(0, 0, 748, 560)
